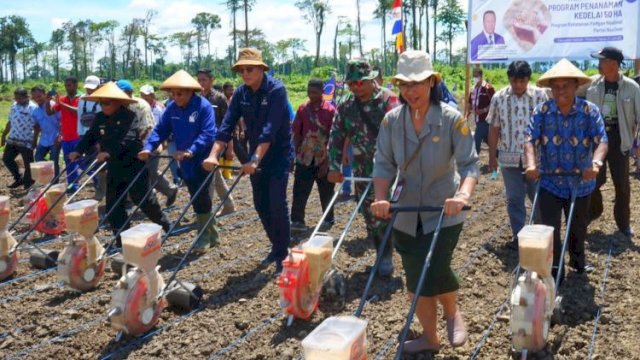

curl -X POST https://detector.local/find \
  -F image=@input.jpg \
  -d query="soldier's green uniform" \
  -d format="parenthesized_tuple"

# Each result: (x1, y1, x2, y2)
(328, 60, 400, 274)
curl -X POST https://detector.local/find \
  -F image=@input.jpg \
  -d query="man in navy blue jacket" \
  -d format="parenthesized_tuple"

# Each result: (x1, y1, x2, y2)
(204, 48, 293, 274)
(139, 70, 219, 252)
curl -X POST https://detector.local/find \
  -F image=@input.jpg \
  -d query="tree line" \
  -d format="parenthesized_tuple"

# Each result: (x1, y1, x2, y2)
(0, 0, 469, 84)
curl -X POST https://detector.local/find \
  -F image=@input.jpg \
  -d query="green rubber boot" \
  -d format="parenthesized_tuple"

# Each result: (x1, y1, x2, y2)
(195, 213, 220, 252)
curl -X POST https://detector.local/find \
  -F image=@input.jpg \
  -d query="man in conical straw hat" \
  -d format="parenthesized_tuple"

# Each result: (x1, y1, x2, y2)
(69, 82, 171, 246)
(203, 48, 293, 275)
(524, 59, 608, 284)
(139, 70, 219, 253)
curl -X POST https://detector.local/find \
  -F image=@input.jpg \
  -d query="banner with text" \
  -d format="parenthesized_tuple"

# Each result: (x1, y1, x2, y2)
(467, 0, 640, 62)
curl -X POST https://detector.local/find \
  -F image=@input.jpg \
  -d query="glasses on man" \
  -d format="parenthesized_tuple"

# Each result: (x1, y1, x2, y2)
(237, 66, 256, 74)
(100, 101, 114, 107)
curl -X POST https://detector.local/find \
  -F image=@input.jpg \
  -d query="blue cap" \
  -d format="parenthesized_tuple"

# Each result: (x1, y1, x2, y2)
(116, 79, 133, 92)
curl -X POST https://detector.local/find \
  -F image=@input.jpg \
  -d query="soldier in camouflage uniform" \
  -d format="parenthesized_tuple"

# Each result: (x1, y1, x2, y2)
(327, 59, 400, 276)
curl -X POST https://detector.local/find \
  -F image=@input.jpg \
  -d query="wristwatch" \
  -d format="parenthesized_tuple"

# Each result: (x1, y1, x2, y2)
(592, 159, 603, 167)
(250, 154, 261, 164)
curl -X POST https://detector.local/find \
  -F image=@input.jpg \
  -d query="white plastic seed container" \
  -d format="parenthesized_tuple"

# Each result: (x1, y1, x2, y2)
(518, 225, 554, 277)
(0, 195, 10, 229)
(121, 223, 163, 272)
(302, 315, 368, 360)
(64, 199, 100, 238)
(44, 184, 67, 215)
(30, 161, 55, 185)
(301, 234, 334, 291)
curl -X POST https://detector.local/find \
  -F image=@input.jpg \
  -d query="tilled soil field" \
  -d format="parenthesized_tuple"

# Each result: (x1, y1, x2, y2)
(0, 154, 639, 360)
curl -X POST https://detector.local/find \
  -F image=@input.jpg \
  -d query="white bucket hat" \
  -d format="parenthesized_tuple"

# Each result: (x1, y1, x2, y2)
(392, 50, 441, 85)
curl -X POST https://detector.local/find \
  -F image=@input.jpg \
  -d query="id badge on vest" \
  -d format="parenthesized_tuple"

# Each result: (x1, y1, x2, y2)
(390, 178, 405, 203)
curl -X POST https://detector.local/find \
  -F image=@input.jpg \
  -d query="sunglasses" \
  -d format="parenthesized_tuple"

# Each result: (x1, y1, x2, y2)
(347, 80, 365, 88)
(100, 101, 115, 107)
(237, 66, 256, 74)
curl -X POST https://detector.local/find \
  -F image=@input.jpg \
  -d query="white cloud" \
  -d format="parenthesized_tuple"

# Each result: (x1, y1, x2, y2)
(51, 18, 68, 31)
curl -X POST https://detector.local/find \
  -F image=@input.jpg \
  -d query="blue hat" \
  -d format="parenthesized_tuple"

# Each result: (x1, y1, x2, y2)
(116, 79, 133, 92)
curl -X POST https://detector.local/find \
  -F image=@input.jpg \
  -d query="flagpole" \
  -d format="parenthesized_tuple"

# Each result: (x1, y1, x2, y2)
(401, 0, 406, 53)
(464, 19, 471, 121)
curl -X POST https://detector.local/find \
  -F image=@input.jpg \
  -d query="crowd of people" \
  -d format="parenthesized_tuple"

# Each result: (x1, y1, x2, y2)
(2, 45, 640, 354)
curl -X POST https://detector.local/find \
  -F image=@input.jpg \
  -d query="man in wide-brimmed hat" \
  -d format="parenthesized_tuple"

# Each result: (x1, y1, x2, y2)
(524, 59, 608, 284)
(326, 58, 400, 277)
(586, 47, 640, 237)
(204, 48, 293, 275)
(69, 82, 171, 246)
(139, 70, 219, 253)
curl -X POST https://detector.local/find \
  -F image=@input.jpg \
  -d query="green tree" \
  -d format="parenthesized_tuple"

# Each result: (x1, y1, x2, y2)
(50, 28, 65, 81)
(435, 0, 464, 64)
(31, 41, 46, 79)
(339, 23, 358, 60)
(19, 33, 34, 81)
(62, 20, 81, 77)
(225, 0, 242, 61)
(356, 0, 363, 57)
(332, 16, 348, 68)
(373, 0, 393, 75)
(431, 0, 439, 58)
(141, 10, 158, 77)
(295, 0, 331, 68)
(170, 31, 197, 69)
(422, 0, 430, 52)
(410, 0, 418, 50)
(242, 0, 256, 49)
(101, 20, 119, 78)
(121, 19, 143, 78)
(0, 16, 31, 82)
(191, 12, 221, 64)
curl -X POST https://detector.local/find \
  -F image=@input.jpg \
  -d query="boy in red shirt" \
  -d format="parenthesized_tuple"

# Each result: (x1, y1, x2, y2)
(46, 77, 82, 192)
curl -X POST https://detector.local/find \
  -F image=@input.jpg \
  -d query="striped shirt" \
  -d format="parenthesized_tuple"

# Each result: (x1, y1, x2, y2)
(486, 85, 548, 167)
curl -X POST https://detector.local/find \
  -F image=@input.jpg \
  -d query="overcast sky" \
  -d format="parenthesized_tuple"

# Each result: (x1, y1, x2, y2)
(5, 0, 468, 65)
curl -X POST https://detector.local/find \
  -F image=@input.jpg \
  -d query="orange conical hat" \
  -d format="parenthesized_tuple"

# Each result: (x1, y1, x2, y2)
(160, 70, 202, 91)
(84, 82, 137, 104)
(537, 58, 592, 88)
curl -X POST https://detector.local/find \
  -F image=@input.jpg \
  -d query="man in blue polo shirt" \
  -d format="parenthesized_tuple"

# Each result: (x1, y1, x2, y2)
(31, 86, 61, 178)
(524, 59, 608, 284)
(139, 70, 219, 253)
(204, 48, 293, 275)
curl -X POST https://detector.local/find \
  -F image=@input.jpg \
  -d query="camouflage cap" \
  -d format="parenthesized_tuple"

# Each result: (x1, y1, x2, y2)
(344, 59, 379, 82)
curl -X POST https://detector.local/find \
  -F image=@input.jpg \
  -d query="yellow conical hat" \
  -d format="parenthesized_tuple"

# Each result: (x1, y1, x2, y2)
(84, 82, 137, 104)
(160, 69, 202, 91)
(537, 58, 592, 88)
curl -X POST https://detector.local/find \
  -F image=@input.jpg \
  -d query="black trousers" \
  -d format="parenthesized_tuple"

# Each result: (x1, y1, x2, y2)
(590, 127, 630, 231)
(250, 169, 291, 262)
(2, 143, 33, 184)
(106, 159, 170, 238)
(291, 163, 335, 224)
(184, 166, 213, 215)
(539, 188, 591, 284)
